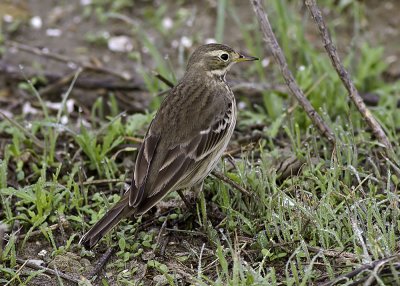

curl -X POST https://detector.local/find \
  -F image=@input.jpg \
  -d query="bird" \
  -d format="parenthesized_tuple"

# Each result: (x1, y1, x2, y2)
(80, 43, 258, 249)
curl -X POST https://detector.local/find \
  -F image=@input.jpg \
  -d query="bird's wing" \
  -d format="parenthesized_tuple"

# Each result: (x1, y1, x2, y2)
(129, 101, 234, 212)
(129, 131, 160, 207)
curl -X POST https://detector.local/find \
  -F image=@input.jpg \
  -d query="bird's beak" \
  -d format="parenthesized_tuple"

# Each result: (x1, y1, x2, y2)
(234, 53, 259, 62)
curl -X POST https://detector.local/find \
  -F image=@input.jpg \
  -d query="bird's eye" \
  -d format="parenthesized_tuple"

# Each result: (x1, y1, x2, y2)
(220, 53, 229, 61)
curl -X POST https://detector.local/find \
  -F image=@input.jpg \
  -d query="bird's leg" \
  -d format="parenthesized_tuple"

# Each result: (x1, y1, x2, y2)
(177, 182, 204, 211)
(177, 189, 192, 210)
(192, 182, 204, 199)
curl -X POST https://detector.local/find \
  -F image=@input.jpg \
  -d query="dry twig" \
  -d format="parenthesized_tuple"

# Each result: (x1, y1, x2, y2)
(16, 217, 69, 240)
(153, 72, 175, 88)
(304, 0, 392, 151)
(0, 61, 145, 91)
(321, 255, 400, 286)
(38, 70, 81, 97)
(250, 0, 336, 144)
(82, 178, 125, 186)
(6, 41, 129, 80)
(307, 246, 357, 263)
(211, 170, 254, 198)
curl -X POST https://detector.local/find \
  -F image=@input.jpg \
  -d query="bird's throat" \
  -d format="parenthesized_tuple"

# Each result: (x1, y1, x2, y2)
(207, 68, 227, 82)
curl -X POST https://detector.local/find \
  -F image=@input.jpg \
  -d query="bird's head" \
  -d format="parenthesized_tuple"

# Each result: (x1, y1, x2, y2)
(186, 43, 258, 78)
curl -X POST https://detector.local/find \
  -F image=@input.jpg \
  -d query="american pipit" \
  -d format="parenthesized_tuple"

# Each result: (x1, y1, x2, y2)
(80, 43, 258, 249)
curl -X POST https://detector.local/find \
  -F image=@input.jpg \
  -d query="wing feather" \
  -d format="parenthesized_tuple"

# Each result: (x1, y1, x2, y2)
(129, 133, 160, 207)
(130, 94, 235, 212)
(147, 103, 234, 197)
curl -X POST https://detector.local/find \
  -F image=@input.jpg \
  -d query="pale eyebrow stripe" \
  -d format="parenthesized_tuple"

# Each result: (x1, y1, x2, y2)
(206, 50, 226, 57)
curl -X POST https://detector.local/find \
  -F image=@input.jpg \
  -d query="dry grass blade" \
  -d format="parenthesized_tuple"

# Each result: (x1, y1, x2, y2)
(0, 111, 45, 149)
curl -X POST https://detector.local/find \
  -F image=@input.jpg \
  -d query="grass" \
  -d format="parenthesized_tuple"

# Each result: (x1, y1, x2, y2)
(1, 0, 400, 285)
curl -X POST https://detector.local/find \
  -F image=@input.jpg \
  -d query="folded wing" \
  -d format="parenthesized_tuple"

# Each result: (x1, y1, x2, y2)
(129, 101, 234, 214)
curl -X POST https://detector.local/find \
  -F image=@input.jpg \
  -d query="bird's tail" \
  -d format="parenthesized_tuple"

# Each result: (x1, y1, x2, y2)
(79, 194, 133, 249)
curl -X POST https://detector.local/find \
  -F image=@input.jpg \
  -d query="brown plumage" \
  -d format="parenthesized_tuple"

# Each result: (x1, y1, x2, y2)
(80, 43, 258, 249)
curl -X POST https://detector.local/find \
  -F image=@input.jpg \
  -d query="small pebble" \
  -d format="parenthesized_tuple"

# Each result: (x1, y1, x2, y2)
(30, 16, 42, 29)
(46, 28, 62, 37)
(108, 36, 133, 52)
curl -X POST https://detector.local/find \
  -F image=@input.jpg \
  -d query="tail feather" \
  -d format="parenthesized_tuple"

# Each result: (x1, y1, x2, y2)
(79, 195, 133, 249)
